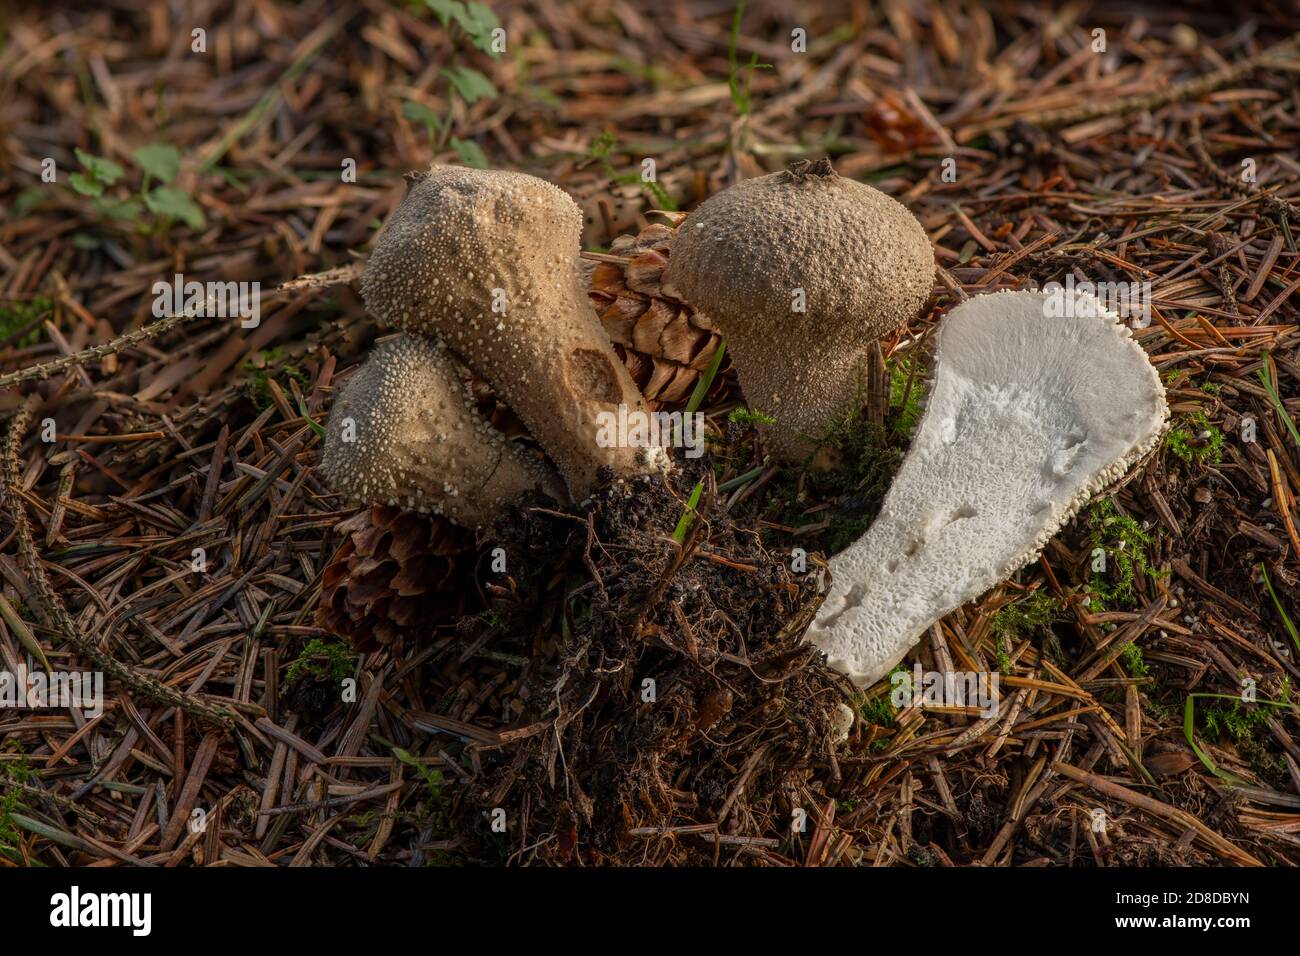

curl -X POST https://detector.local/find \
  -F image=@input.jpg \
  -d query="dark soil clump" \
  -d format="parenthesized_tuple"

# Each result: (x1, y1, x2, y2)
(453, 459, 855, 865)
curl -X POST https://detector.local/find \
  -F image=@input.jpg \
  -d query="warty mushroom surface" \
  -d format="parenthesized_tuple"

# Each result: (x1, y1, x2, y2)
(361, 164, 665, 497)
(321, 335, 562, 530)
(669, 158, 934, 461)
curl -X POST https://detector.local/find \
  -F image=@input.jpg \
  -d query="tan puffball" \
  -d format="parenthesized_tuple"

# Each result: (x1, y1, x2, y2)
(362, 165, 664, 497)
(669, 158, 935, 460)
(321, 335, 562, 530)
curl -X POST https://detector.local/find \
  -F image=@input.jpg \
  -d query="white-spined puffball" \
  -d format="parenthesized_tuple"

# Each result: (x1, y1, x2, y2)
(362, 165, 667, 497)
(321, 335, 564, 530)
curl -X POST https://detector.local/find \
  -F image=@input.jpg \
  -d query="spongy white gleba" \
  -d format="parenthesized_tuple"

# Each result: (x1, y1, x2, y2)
(805, 289, 1169, 687)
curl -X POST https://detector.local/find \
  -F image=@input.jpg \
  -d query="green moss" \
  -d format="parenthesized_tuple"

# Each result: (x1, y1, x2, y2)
(392, 747, 454, 863)
(1201, 699, 1269, 741)
(1196, 681, 1295, 784)
(988, 591, 1065, 674)
(757, 355, 927, 555)
(856, 664, 909, 728)
(1088, 497, 1162, 609)
(887, 354, 927, 438)
(0, 297, 52, 348)
(759, 363, 903, 552)
(0, 754, 32, 863)
(990, 590, 1063, 641)
(1120, 642, 1150, 680)
(728, 406, 775, 428)
(284, 638, 354, 685)
(859, 693, 895, 727)
(243, 347, 309, 409)
(1166, 410, 1224, 465)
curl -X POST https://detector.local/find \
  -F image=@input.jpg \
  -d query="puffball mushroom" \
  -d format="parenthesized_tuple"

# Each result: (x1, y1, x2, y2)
(669, 158, 934, 461)
(321, 335, 563, 530)
(362, 165, 664, 497)
(806, 289, 1169, 687)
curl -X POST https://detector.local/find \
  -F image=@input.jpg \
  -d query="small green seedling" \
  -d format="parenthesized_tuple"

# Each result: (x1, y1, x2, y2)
(726, 1, 772, 116)
(672, 481, 704, 543)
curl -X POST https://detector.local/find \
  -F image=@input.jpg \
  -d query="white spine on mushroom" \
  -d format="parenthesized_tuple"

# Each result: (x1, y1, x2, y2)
(805, 289, 1169, 687)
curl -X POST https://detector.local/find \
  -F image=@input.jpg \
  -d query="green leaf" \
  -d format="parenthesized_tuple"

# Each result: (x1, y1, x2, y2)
(133, 143, 181, 183)
(94, 196, 144, 221)
(13, 189, 45, 216)
(68, 172, 103, 197)
(450, 137, 488, 168)
(402, 99, 442, 131)
(296, 394, 325, 438)
(73, 148, 123, 185)
(441, 66, 496, 105)
(1260, 562, 1300, 655)
(1257, 355, 1300, 448)
(423, 0, 464, 28)
(454, 2, 501, 52)
(144, 187, 205, 229)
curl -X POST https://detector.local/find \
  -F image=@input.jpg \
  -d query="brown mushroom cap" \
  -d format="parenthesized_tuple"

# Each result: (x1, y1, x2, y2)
(321, 335, 562, 529)
(669, 159, 934, 459)
(362, 165, 662, 496)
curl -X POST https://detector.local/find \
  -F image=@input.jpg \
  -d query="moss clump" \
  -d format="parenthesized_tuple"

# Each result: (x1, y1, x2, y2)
(0, 754, 33, 864)
(243, 347, 309, 410)
(1166, 410, 1224, 465)
(859, 689, 896, 727)
(760, 355, 926, 555)
(1201, 699, 1271, 741)
(887, 354, 927, 438)
(1088, 497, 1161, 609)
(727, 406, 775, 428)
(392, 747, 455, 865)
(760, 367, 904, 552)
(990, 590, 1063, 641)
(284, 638, 354, 685)
(988, 590, 1064, 673)
(1198, 685, 1293, 785)
(1120, 642, 1150, 680)
(0, 297, 52, 348)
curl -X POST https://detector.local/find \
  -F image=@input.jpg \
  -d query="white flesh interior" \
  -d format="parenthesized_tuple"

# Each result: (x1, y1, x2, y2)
(805, 289, 1168, 686)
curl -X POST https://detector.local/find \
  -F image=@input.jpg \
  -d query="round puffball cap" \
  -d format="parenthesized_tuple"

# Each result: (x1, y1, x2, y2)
(360, 164, 584, 346)
(669, 159, 935, 353)
(321, 335, 556, 529)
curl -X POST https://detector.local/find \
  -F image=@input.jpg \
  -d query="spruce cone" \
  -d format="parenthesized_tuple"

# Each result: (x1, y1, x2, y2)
(318, 220, 728, 650)
(318, 505, 478, 653)
(585, 222, 728, 410)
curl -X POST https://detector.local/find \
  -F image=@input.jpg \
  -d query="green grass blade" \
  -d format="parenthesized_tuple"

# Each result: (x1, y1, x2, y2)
(1259, 562, 1300, 654)
(684, 338, 726, 418)
(1256, 356, 1300, 448)
(1183, 691, 1298, 784)
(672, 481, 704, 544)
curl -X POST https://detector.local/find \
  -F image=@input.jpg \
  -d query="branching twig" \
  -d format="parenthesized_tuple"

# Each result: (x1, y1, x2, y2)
(962, 30, 1300, 140)
(1189, 113, 1300, 228)
(1, 396, 235, 729)
(0, 309, 201, 390)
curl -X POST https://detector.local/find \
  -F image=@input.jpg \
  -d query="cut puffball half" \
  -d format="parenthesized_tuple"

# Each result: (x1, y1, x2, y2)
(805, 288, 1169, 687)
